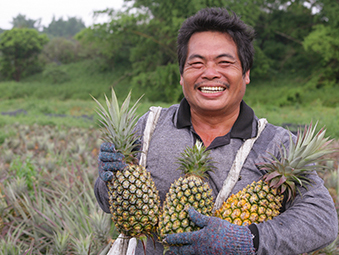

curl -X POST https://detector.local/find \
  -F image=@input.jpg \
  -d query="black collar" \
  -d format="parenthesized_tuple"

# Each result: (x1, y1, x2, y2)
(174, 98, 256, 147)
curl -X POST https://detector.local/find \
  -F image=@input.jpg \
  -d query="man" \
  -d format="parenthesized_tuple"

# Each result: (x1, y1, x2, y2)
(94, 7, 338, 254)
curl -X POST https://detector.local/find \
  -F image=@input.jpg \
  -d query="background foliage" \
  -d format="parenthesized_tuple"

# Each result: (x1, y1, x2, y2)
(0, 28, 49, 81)
(1, 0, 339, 96)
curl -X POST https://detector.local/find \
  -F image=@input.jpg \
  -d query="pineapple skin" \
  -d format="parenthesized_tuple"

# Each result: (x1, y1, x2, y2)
(214, 180, 283, 226)
(107, 163, 160, 238)
(158, 175, 214, 241)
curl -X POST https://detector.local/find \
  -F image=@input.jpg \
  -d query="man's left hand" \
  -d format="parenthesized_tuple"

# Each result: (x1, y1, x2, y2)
(164, 207, 255, 255)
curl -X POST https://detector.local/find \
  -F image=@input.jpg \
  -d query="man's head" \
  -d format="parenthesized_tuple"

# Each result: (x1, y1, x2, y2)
(177, 7, 255, 76)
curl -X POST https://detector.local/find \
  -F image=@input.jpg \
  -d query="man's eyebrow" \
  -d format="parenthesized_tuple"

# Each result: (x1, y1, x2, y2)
(187, 54, 205, 60)
(187, 53, 236, 60)
(216, 53, 235, 60)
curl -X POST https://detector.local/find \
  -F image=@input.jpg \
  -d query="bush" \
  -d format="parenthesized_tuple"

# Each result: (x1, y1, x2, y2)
(42, 37, 81, 65)
(0, 28, 49, 81)
(42, 63, 71, 84)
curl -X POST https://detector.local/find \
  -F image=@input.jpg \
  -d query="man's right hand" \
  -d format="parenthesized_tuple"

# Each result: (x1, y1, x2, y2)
(98, 142, 127, 182)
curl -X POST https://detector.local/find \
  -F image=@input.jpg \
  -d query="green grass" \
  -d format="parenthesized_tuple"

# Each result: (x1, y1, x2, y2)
(245, 72, 339, 108)
(0, 98, 172, 128)
(0, 60, 130, 101)
(249, 103, 339, 138)
(0, 59, 338, 138)
(244, 72, 339, 138)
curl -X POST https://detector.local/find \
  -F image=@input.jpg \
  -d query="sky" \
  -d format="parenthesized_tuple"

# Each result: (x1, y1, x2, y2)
(0, 0, 125, 30)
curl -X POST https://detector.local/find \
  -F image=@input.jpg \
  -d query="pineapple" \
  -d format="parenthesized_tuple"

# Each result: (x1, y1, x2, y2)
(158, 141, 215, 242)
(215, 122, 335, 226)
(92, 89, 161, 250)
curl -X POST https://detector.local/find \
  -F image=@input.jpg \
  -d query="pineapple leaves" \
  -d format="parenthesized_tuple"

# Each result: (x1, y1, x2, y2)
(260, 121, 336, 202)
(91, 89, 143, 163)
(270, 175, 287, 190)
(264, 171, 281, 181)
(176, 141, 216, 178)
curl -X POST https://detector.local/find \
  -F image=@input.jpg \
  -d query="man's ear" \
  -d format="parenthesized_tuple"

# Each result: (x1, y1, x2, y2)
(244, 70, 250, 85)
(180, 75, 184, 86)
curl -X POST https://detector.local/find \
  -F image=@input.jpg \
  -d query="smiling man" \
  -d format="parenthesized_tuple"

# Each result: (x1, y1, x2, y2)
(94, 7, 338, 255)
(180, 30, 250, 147)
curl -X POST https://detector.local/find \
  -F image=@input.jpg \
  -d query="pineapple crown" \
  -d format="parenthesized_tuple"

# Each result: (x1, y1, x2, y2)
(176, 141, 216, 178)
(92, 88, 142, 164)
(259, 121, 336, 201)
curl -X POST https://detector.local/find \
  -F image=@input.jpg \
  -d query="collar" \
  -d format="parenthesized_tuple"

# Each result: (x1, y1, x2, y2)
(174, 98, 256, 141)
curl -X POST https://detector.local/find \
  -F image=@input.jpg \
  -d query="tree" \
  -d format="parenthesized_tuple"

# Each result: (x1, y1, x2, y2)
(11, 14, 41, 30)
(0, 28, 49, 81)
(254, 0, 317, 74)
(303, 0, 339, 86)
(78, 0, 336, 102)
(78, 0, 267, 102)
(42, 37, 80, 64)
(43, 16, 86, 38)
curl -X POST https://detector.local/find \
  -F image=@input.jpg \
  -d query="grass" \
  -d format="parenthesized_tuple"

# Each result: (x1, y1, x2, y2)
(0, 98, 172, 131)
(0, 59, 173, 136)
(249, 103, 339, 138)
(1, 66, 338, 139)
(244, 72, 339, 138)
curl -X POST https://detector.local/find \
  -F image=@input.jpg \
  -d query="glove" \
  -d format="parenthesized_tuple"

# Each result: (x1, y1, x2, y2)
(98, 142, 127, 182)
(165, 207, 255, 255)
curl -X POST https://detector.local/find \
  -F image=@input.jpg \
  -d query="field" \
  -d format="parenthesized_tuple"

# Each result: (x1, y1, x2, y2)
(1, 60, 339, 254)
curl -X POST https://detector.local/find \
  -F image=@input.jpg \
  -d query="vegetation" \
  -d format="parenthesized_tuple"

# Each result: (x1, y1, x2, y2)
(0, 58, 337, 137)
(0, 124, 117, 254)
(43, 16, 86, 39)
(0, 28, 49, 81)
(0, 0, 339, 253)
(1, 0, 339, 92)
(73, 0, 339, 102)
(10, 14, 42, 30)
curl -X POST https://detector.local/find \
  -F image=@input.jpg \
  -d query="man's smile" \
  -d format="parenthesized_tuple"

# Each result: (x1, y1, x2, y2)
(199, 86, 226, 93)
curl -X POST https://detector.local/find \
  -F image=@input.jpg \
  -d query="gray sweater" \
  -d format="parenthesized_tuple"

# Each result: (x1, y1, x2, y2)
(94, 99, 338, 255)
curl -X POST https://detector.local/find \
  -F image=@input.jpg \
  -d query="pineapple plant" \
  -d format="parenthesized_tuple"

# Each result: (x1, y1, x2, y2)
(92, 89, 161, 251)
(215, 122, 335, 226)
(158, 141, 215, 243)
(0, 186, 5, 233)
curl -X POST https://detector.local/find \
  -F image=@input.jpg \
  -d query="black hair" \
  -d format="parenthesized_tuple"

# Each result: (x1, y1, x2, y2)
(177, 7, 255, 75)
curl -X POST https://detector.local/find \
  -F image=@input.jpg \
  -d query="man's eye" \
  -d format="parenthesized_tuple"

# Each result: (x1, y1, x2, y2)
(190, 62, 203, 67)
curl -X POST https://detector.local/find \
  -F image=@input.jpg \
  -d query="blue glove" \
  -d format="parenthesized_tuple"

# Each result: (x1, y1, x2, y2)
(98, 142, 127, 182)
(165, 207, 255, 255)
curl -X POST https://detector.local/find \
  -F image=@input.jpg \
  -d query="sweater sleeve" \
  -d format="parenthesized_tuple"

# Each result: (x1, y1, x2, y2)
(256, 172, 338, 254)
(94, 177, 110, 213)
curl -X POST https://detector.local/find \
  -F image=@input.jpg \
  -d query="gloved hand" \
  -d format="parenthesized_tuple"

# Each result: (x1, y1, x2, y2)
(165, 207, 255, 255)
(98, 142, 127, 182)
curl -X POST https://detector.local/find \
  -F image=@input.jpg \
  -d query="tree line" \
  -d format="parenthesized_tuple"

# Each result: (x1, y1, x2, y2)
(1, 14, 86, 38)
(0, 0, 338, 103)
(0, 14, 86, 81)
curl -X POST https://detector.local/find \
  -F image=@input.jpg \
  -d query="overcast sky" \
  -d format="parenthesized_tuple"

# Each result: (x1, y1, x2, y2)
(0, 0, 124, 30)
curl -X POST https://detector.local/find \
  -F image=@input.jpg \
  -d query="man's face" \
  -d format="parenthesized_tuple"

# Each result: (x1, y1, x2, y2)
(180, 31, 250, 116)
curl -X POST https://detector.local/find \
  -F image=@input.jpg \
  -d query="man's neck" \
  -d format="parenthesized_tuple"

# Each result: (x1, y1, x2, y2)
(190, 107, 240, 147)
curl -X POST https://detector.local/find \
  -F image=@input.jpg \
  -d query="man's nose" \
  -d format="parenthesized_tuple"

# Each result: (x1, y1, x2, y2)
(202, 64, 221, 80)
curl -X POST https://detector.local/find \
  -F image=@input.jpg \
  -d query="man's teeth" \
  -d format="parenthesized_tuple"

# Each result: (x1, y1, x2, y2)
(200, 87, 225, 93)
